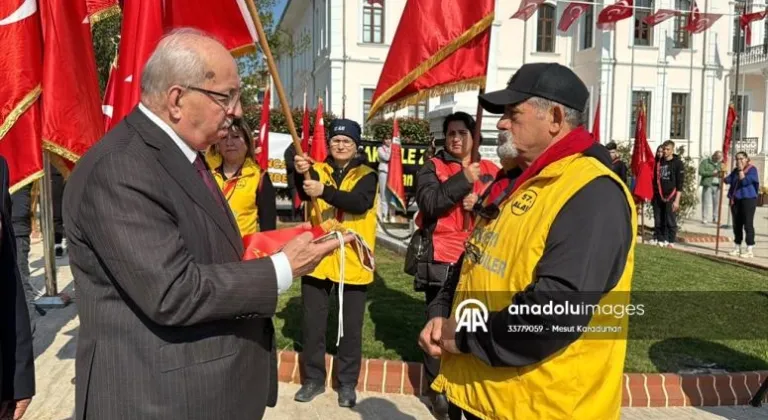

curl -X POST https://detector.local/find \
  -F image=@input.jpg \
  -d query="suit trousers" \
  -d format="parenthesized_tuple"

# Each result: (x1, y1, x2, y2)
(14, 235, 37, 330)
(652, 196, 677, 243)
(731, 198, 757, 246)
(300, 276, 367, 386)
(423, 285, 442, 385)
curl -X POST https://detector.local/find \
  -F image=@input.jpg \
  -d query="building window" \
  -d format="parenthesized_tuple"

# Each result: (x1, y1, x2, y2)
(734, 95, 749, 140)
(407, 99, 428, 119)
(580, 5, 594, 50)
(669, 93, 688, 139)
(634, 0, 653, 46)
(536, 4, 556, 53)
(362, 0, 384, 44)
(363, 88, 375, 127)
(673, 0, 691, 49)
(630, 91, 652, 137)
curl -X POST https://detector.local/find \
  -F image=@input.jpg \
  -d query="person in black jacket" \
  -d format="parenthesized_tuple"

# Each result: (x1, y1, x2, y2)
(652, 140, 685, 246)
(1, 156, 35, 420)
(605, 141, 628, 185)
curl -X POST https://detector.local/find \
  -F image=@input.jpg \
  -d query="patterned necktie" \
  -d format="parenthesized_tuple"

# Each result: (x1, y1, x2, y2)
(192, 154, 226, 211)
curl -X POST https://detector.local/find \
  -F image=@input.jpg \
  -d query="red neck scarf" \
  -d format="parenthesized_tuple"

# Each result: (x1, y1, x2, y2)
(483, 126, 596, 206)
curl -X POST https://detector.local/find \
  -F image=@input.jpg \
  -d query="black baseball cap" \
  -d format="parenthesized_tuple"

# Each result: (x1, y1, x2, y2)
(478, 63, 589, 114)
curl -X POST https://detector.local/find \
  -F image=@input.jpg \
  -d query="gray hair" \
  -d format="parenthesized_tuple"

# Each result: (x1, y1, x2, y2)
(527, 97, 585, 128)
(140, 28, 215, 104)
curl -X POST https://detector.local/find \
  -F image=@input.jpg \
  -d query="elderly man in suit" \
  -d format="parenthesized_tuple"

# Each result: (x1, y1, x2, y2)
(62, 28, 349, 420)
(0, 156, 35, 420)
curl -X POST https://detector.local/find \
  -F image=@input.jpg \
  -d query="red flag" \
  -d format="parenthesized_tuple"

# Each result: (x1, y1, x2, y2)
(511, 0, 545, 21)
(683, 0, 699, 31)
(310, 98, 328, 162)
(592, 98, 600, 143)
(294, 90, 310, 209)
(0, 0, 44, 191)
(686, 13, 723, 34)
(243, 223, 331, 260)
(597, 0, 633, 30)
(256, 83, 270, 169)
(643, 9, 679, 27)
(739, 11, 768, 46)
(558, 3, 588, 32)
(369, 0, 494, 119)
(722, 103, 737, 163)
(386, 119, 406, 212)
(102, 56, 118, 130)
(40, 0, 105, 174)
(165, 0, 257, 56)
(107, 0, 163, 131)
(630, 104, 654, 202)
(85, 0, 119, 23)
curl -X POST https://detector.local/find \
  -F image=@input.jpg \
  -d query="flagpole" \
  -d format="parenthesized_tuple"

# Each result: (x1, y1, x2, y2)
(661, 30, 668, 143)
(688, 30, 694, 155)
(244, 0, 322, 225)
(36, 152, 69, 308)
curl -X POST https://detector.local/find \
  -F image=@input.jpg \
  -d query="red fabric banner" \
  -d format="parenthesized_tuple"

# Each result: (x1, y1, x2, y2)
(592, 98, 600, 143)
(386, 119, 406, 212)
(0, 0, 44, 191)
(643, 9, 679, 27)
(242, 223, 328, 260)
(165, 0, 257, 56)
(85, 0, 119, 22)
(686, 13, 723, 34)
(511, 0, 545, 21)
(40, 0, 104, 171)
(310, 98, 327, 162)
(630, 105, 654, 202)
(739, 11, 768, 46)
(558, 3, 588, 32)
(722, 103, 737, 164)
(256, 84, 270, 169)
(294, 91, 311, 209)
(369, 0, 493, 119)
(597, 0, 633, 30)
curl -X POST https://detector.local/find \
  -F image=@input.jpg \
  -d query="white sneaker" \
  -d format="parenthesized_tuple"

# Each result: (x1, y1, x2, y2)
(659, 241, 669, 248)
(648, 239, 658, 246)
(729, 246, 741, 257)
(741, 246, 754, 259)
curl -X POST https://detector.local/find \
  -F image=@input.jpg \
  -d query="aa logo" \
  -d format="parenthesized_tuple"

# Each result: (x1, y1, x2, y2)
(455, 299, 489, 333)
(511, 190, 537, 216)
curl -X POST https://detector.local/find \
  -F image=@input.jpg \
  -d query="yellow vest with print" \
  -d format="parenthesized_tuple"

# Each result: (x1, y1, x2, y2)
(205, 152, 262, 236)
(308, 162, 378, 285)
(431, 154, 637, 420)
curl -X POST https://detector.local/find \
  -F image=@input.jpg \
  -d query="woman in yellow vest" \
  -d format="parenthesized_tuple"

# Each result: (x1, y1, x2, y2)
(292, 118, 378, 409)
(419, 64, 636, 420)
(205, 119, 276, 235)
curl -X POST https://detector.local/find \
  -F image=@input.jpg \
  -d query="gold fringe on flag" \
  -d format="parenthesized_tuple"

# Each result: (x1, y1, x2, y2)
(89, 5, 121, 26)
(367, 12, 494, 120)
(9, 170, 44, 195)
(230, 43, 258, 58)
(374, 77, 487, 117)
(0, 86, 42, 141)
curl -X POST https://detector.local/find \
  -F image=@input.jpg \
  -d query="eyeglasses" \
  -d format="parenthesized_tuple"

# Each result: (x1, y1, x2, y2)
(186, 86, 241, 112)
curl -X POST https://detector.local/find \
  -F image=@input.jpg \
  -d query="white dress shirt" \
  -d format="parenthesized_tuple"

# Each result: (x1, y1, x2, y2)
(138, 103, 293, 294)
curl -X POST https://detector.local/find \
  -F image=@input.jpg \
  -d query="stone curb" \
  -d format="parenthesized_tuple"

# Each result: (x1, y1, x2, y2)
(276, 350, 768, 407)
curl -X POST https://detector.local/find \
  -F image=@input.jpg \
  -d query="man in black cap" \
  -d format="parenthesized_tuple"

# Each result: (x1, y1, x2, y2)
(606, 141, 629, 185)
(418, 63, 636, 420)
(292, 118, 379, 408)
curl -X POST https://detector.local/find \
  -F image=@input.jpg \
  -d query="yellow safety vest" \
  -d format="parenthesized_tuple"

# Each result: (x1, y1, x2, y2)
(432, 154, 637, 420)
(205, 152, 263, 236)
(308, 162, 378, 285)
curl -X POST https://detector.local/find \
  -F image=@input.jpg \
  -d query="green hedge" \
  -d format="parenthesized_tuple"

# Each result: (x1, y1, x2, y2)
(365, 117, 431, 144)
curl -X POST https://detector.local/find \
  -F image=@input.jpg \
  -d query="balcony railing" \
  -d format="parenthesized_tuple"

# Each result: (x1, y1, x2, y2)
(735, 44, 768, 67)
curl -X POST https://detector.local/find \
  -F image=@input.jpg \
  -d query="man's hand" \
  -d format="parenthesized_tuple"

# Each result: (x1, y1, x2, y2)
(303, 180, 324, 198)
(672, 200, 680, 212)
(281, 231, 353, 278)
(294, 154, 313, 174)
(419, 317, 445, 358)
(463, 163, 481, 183)
(462, 193, 478, 211)
(439, 316, 461, 354)
(0, 398, 32, 420)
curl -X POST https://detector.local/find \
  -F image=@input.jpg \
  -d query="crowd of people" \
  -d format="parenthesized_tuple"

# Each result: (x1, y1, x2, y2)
(0, 27, 763, 420)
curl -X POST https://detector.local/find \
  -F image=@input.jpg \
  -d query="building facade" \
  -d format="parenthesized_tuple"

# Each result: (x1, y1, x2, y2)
(275, 0, 766, 172)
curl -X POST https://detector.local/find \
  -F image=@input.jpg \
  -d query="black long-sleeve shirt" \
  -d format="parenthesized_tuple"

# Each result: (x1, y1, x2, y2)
(294, 159, 378, 215)
(427, 150, 633, 368)
(654, 155, 685, 197)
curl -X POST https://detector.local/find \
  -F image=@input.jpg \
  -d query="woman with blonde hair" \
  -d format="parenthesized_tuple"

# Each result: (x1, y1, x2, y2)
(206, 119, 276, 234)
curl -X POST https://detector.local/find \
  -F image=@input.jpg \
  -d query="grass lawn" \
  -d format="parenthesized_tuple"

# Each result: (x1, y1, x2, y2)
(273, 244, 768, 373)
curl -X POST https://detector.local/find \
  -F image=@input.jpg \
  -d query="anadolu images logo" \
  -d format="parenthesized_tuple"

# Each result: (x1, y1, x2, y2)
(455, 299, 489, 333)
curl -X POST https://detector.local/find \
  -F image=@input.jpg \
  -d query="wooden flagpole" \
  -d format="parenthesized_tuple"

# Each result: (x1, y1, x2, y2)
(244, 0, 322, 226)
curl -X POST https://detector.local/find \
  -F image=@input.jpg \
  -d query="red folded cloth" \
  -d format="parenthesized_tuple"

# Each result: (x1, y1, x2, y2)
(242, 223, 329, 260)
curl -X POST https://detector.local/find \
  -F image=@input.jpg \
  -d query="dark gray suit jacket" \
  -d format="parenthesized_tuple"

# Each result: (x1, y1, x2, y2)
(63, 109, 280, 420)
(0, 156, 35, 404)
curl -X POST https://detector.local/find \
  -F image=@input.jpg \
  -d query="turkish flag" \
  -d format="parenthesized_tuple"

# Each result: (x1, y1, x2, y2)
(558, 3, 588, 32)
(370, 0, 493, 119)
(40, 0, 104, 173)
(739, 11, 768, 46)
(597, 0, 633, 30)
(293, 91, 311, 209)
(592, 98, 600, 143)
(0, 0, 44, 190)
(165, 0, 257, 55)
(256, 84, 270, 170)
(386, 119, 406, 212)
(630, 105, 654, 202)
(643, 9, 679, 27)
(85, 0, 119, 23)
(686, 13, 723, 34)
(722, 103, 737, 163)
(511, 0, 545, 21)
(102, 57, 118, 130)
(310, 98, 328, 162)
